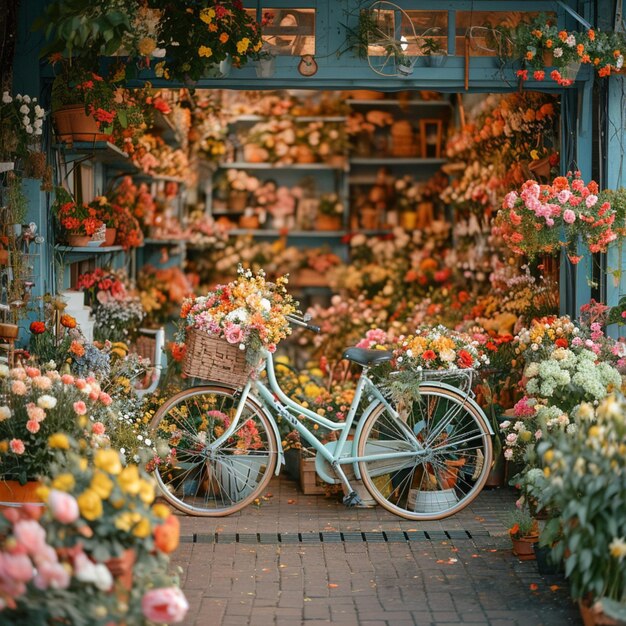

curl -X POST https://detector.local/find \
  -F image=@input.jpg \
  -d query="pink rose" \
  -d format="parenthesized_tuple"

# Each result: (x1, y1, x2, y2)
(91, 422, 105, 436)
(26, 419, 40, 434)
(563, 209, 576, 224)
(224, 324, 244, 345)
(73, 401, 87, 415)
(142, 587, 189, 623)
(26, 403, 45, 422)
(585, 194, 598, 208)
(61, 374, 74, 385)
(24, 367, 41, 378)
(31, 376, 52, 390)
(74, 378, 87, 390)
(0, 552, 34, 583)
(48, 490, 80, 524)
(13, 519, 47, 555)
(557, 189, 571, 204)
(9, 439, 25, 454)
(10, 380, 27, 396)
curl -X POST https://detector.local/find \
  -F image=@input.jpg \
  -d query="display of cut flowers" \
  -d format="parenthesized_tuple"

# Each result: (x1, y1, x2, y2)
(179, 266, 300, 360)
(495, 171, 617, 263)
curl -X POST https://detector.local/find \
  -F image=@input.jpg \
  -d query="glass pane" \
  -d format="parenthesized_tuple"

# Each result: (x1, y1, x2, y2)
(255, 8, 316, 56)
(455, 11, 549, 57)
(405, 11, 448, 56)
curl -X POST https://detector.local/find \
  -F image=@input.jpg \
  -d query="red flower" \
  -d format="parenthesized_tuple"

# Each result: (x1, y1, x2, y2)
(29, 321, 46, 334)
(533, 70, 545, 81)
(457, 350, 474, 368)
(555, 338, 568, 348)
(422, 350, 436, 361)
(516, 69, 528, 81)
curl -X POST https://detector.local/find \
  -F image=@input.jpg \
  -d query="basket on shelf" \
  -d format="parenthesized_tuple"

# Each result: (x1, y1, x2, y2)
(182, 328, 250, 387)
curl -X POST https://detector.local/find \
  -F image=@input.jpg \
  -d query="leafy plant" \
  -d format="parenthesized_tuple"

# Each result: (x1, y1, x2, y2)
(420, 37, 446, 56)
(506, 506, 537, 539)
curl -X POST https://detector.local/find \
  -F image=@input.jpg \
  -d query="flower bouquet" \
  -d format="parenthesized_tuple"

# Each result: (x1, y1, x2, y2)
(179, 266, 299, 379)
(495, 171, 617, 263)
(0, 91, 46, 164)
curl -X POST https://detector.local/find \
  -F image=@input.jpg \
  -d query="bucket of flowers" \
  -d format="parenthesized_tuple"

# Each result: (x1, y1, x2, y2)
(178, 266, 299, 387)
(494, 171, 617, 264)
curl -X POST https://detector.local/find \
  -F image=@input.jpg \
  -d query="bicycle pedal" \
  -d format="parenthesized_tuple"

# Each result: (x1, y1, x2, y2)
(342, 491, 363, 507)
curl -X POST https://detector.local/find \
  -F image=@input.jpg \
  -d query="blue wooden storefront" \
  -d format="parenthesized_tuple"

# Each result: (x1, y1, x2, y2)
(9, 0, 626, 322)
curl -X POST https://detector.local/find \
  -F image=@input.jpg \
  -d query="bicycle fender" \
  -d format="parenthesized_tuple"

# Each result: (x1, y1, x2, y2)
(351, 399, 381, 480)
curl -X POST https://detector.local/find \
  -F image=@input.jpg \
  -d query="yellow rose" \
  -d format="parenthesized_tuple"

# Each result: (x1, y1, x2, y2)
(37, 485, 50, 502)
(138, 479, 155, 505)
(94, 449, 122, 475)
(48, 433, 70, 449)
(117, 465, 141, 495)
(91, 470, 114, 500)
(77, 489, 103, 521)
(133, 517, 151, 538)
(115, 511, 134, 532)
(198, 46, 213, 58)
(199, 7, 215, 23)
(138, 37, 156, 56)
(152, 503, 171, 519)
(52, 473, 75, 492)
(236, 38, 251, 54)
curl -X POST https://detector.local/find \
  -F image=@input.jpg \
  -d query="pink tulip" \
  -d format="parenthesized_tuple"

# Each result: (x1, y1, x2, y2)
(48, 490, 80, 524)
(142, 587, 189, 623)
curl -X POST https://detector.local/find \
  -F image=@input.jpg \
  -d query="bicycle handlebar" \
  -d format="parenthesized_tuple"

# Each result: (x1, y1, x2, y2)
(286, 314, 321, 334)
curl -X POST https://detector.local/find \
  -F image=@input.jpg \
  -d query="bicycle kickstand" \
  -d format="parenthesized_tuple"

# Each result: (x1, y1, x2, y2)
(332, 461, 364, 508)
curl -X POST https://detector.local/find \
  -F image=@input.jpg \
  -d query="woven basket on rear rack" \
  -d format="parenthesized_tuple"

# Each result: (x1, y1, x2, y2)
(182, 329, 249, 387)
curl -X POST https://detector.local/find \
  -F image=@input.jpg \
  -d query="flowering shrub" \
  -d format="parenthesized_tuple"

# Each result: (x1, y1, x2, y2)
(179, 266, 299, 361)
(537, 396, 626, 605)
(154, 0, 263, 82)
(495, 171, 616, 263)
(0, 364, 112, 482)
(0, 91, 46, 161)
(0, 442, 188, 624)
(318, 193, 344, 216)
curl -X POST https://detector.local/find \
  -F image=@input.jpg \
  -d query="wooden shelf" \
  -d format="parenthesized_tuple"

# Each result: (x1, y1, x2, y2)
(231, 115, 347, 123)
(227, 229, 347, 237)
(133, 173, 186, 184)
(143, 238, 188, 245)
(219, 162, 347, 171)
(350, 158, 446, 166)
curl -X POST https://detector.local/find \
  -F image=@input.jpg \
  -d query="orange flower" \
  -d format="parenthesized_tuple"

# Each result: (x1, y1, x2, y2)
(70, 341, 85, 357)
(169, 342, 186, 362)
(60, 314, 77, 329)
(219, 32, 229, 44)
(29, 321, 46, 334)
(558, 30, 568, 42)
(599, 65, 611, 77)
(588, 29, 595, 41)
(545, 39, 553, 49)
(422, 350, 436, 361)
(509, 523, 520, 536)
(576, 43, 584, 56)
(154, 515, 180, 553)
(525, 51, 534, 61)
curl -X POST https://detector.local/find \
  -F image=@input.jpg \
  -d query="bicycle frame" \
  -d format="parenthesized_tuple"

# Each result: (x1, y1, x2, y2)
(210, 349, 425, 483)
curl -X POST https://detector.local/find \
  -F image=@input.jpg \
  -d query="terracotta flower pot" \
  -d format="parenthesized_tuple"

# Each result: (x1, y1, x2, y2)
(543, 49, 555, 67)
(103, 227, 117, 247)
(239, 215, 259, 229)
(53, 104, 109, 143)
(67, 234, 91, 247)
(316, 214, 342, 231)
(578, 599, 620, 626)
(437, 458, 467, 489)
(0, 249, 8, 265)
(106, 547, 136, 591)
(0, 480, 43, 505)
(229, 191, 249, 212)
(511, 535, 539, 560)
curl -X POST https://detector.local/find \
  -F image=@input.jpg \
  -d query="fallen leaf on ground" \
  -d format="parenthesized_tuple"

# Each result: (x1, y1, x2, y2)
(328, 583, 339, 588)
(287, 499, 296, 504)
(550, 585, 560, 592)
(530, 583, 539, 591)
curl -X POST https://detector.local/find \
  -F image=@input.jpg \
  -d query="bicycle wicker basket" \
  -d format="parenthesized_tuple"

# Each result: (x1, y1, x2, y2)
(182, 328, 250, 387)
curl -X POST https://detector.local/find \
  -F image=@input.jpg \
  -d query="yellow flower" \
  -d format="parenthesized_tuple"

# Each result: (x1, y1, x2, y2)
(117, 465, 141, 495)
(138, 479, 156, 505)
(236, 38, 251, 54)
(90, 470, 114, 500)
(49, 433, 70, 450)
(138, 37, 156, 56)
(199, 46, 213, 58)
(37, 485, 50, 502)
(152, 503, 171, 519)
(115, 511, 134, 532)
(77, 489, 103, 521)
(609, 537, 626, 560)
(94, 449, 122, 475)
(133, 517, 151, 538)
(0, 441, 7, 453)
(199, 7, 215, 23)
(52, 473, 75, 492)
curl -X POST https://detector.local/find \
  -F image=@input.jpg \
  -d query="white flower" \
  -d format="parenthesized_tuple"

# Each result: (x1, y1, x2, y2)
(74, 553, 113, 591)
(565, 35, 576, 47)
(609, 537, 626, 560)
(19, 104, 29, 114)
(34, 118, 43, 129)
(37, 395, 57, 410)
(260, 298, 271, 312)
(1, 92, 12, 103)
(22, 114, 29, 126)
(0, 364, 9, 377)
(22, 94, 30, 103)
(0, 406, 11, 421)
(152, 47, 167, 58)
(553, 47, 563, 58)
(25, 125, 33, 134)
(239, 343, 245, 350)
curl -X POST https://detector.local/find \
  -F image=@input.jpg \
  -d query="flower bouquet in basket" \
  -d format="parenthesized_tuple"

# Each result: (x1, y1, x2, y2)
(178, 266, 299, 384)
(494, 171, 617, 264)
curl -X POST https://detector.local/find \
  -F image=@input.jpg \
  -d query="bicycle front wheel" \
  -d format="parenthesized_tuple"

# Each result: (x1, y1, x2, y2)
(357, 384, 492, 520)
(149, 385, 278, 516)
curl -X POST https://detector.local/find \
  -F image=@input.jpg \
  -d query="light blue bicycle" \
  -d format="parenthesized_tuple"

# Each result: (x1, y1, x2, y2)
(150, 315, 494, 520)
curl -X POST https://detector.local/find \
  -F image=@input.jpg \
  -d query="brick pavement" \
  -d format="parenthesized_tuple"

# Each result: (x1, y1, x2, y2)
(170, 477, 582, 626)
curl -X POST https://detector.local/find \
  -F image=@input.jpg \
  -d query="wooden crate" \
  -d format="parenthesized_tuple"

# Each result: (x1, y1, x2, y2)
(299, 455, 326, 495)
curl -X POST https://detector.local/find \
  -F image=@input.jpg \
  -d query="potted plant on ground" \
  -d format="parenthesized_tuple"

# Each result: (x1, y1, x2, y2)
(507, 506, 539, 560)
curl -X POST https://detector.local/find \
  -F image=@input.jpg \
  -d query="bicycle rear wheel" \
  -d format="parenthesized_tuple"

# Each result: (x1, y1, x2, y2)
(149, 385, 278, 516)
(357, 384, 492, 520)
